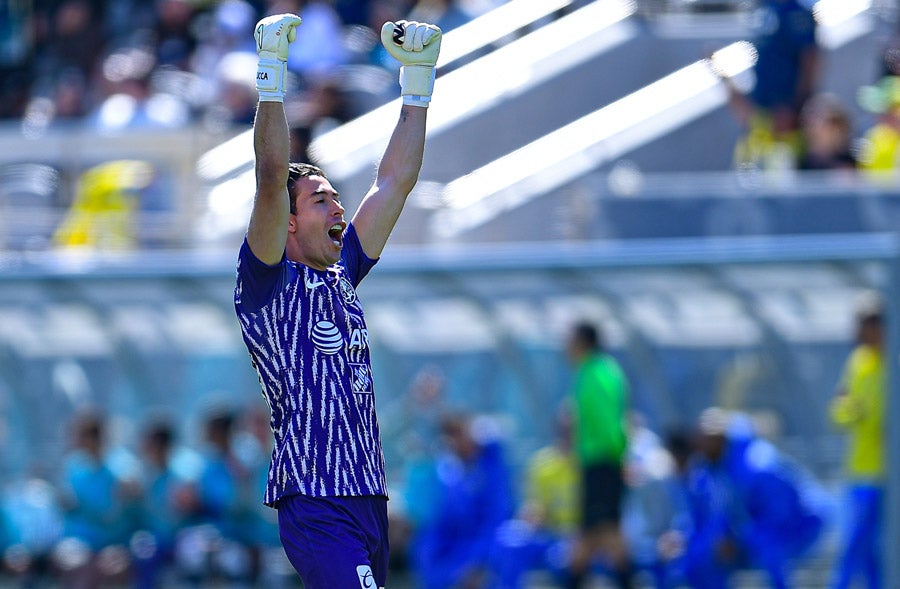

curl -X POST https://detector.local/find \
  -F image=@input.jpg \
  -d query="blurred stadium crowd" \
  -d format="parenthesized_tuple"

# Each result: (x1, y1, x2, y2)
(0, 0, 501, 138)
(2, 0, 900, 252)
(0, 382, 841, 589)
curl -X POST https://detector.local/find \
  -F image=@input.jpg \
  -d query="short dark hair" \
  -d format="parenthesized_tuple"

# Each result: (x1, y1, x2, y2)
(287, 162, 327, 214)
(572, 321, 603, 352)
(145, 420, 175, 449)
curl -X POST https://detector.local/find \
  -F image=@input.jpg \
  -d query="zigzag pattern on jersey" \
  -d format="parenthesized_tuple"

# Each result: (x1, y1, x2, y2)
(236, 260, 386, 505)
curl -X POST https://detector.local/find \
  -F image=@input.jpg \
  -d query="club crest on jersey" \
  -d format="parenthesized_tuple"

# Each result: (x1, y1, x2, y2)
(339, 277, 357, 304)
(311, 320, 342, 355)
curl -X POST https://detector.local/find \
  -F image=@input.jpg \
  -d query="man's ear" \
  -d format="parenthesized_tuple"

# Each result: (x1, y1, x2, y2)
(287, 214, 297, 233)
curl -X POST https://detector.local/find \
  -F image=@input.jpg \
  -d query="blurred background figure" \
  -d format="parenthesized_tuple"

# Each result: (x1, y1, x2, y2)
(729, 0, 819, 172)
(275, 0, 350, 88)
(489, 404, 581, 589)
(52, 160, 158, 251)
(176, 405, 255, 587)
(0, 475, 64, 588)
(797, 93, 857, 171)
(856, 75, 900, 176)
(410, 411, 515, 589)
(565, 321, 634, 589)
(721, 411, 826, 589)
(828, 291, 885, 589)
(407, 0, 475, 33)
(678, 407, 741, 589)
(130, 417, 196, 589)
(56, 410, 139, 589)
(683, 407, 827, 589)
(233, 404, 293, 588)
(620, 415, 690, 589)
(394, 364, 450, 582)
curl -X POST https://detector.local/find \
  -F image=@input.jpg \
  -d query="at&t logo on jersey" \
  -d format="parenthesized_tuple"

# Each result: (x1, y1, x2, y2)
(349, 327, 368, 350)
(311, 320, 342, 355)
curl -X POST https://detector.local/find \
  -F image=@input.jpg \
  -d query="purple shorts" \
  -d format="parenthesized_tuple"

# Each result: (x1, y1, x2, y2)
(277, 494, 389, 589)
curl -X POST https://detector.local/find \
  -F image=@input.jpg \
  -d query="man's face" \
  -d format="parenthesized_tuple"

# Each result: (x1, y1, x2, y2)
(288, 175, 346, 269)
(565, 332, 586, 364)
(857, 316, 883, 348)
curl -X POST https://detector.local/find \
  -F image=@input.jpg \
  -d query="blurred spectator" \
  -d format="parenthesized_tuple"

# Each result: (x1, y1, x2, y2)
(0, 0, 32, 70)
(36, 1, 104, 84)
(489, 404, 581, 589)
(410, 411, 515, 589)
(407, 0, 475, 33)
(683, 407, 826, 589)
(192, 0, 259, 129)
(856, 76, 900, 176)
(721, 412, 825, 589)
(131, 418, 197, 589)
(290, 123, 315, 163)
(56, 410, 139, 589)
(875, 15, 900, 80)
(797, 93, 857, 171)
(52, 159, 157, 251)
(398, 365, 448, 548)
(208, 51, 260, 128)
(679, 408, 741, 589)
(367, 0, 416, 70)
(153, 0, 198, 70)
(729, 0, 819, 171)
(178, 406, 255, 586)
(233, 404, 292, 587)
(565, 320, 635, 589)
(1, 476, 64, 587)
(621, 416, 689, 589)
(828, 291, 885, 589)
(286, 75, 355, 137)
(646, 429, 696, 589)
(91, 45, 192, 132)
(268, 0, 350, 88)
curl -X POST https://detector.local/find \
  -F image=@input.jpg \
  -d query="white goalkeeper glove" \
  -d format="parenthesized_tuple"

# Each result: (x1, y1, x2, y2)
(254, 13, 302, 103)
(380, 20, 442, 107)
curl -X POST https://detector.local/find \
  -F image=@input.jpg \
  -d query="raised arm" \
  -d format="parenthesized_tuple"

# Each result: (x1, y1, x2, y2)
(352, 21, 442, 258)
(246, 14, 302, 265)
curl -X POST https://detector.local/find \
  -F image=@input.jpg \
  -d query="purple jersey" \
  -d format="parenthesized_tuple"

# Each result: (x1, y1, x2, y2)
(234, 224, 387, 505)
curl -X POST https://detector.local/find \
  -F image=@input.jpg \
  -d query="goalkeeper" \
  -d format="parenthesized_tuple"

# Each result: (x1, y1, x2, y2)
(233, 13, 441, 589)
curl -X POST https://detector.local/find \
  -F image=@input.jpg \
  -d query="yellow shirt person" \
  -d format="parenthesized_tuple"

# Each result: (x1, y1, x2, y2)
(830, 343, 885, 480)
(525, 444, 581, 535)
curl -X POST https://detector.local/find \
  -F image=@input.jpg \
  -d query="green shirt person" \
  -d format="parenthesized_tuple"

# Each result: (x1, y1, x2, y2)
(565, 321, 634, 589)
(572, 352, 629, 466)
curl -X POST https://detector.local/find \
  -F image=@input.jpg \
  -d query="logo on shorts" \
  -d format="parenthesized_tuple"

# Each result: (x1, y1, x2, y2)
(356, 565, 374, 588)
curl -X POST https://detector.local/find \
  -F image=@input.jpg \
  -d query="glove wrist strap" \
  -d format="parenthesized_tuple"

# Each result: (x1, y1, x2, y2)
(257, 57, 286, 103)
(402, 95, 431, 107)
(399, 65, 435, 106)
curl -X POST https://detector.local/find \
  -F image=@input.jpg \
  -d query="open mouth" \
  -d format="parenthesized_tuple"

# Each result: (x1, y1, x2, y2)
(328, 223, 344, 247)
